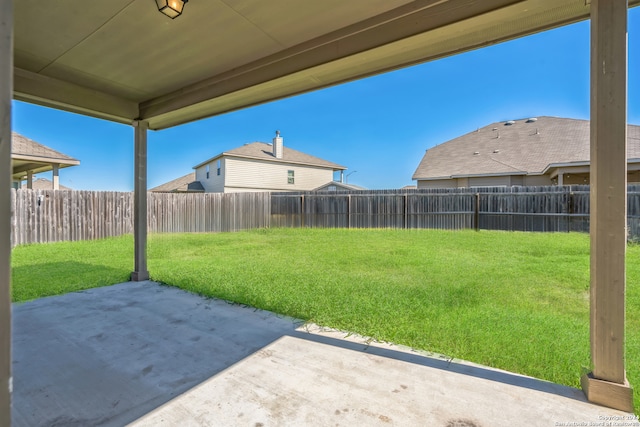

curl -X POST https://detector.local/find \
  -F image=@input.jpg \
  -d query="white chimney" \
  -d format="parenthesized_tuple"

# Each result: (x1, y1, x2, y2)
(273, 130, 283, 159)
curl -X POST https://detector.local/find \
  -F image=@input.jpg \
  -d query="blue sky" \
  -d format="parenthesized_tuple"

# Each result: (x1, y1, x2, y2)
(12, 8, 640, 191)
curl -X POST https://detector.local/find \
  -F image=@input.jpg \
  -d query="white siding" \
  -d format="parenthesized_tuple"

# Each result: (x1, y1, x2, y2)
(224, 158, 334, 192)
(195, 158, 225, 193)
(510, 176, 524, 186)
(223, 186, 271, 193)
(417, 179, 457, 189)
(468, 176, 510, 187)
(523, 175, 552, 186)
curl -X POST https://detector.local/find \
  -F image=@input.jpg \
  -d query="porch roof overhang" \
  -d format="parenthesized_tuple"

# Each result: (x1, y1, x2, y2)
(11, 156, 79, 180)
(12, 0, 640, 131)
(545, 159, 640, 178)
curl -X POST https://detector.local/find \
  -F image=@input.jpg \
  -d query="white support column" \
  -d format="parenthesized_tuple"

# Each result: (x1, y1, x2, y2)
(27, 170, 32, 189)
(0, 0, 12, 424)
(52, 163, 59, 190)
(558, 172, 564, 186)
(131, 121, 150, 281)
(581, 0, 633, 413)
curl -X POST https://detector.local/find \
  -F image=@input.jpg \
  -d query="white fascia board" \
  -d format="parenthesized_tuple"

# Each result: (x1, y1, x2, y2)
(542, 161, 591, 174)
(11, 154, 80, 166)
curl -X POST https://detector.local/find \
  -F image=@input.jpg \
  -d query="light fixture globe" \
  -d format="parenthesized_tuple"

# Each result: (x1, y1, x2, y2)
(156, 0, 188, 19)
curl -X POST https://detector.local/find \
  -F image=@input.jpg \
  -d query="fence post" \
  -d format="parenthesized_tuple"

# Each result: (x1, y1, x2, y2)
(347, 194, 351, 229)
(404, 193, 408, 229)
(300, 195, 305, 228)
(568, 190, 574, 232)
(474, 193, 480, 231)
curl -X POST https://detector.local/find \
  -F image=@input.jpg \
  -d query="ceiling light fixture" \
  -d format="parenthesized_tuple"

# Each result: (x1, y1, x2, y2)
(156, 0, 188, 19)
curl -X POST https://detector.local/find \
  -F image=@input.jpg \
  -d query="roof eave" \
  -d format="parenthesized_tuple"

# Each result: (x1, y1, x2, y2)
(193, 153, 226, 170)
(11, 154, 80, 166)
(542, 161, 591, 174)
(414, 171, 529, 180)
(194, 152, 346, 170)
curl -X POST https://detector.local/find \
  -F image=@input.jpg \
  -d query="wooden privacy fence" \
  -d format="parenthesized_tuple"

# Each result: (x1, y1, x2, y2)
(11, 190, 134, 247)
(271, 190, 474, 229)
(10, 189, 270, 247)
(148, 192, 270, 234)
(10, 185, 640, 247)
(271, 185, 640, 239)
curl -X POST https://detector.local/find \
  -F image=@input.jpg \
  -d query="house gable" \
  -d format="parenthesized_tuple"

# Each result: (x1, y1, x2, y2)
(193, 137, 346, 193)
(194, 141, 346, 171)
(196, 158, 225, 193)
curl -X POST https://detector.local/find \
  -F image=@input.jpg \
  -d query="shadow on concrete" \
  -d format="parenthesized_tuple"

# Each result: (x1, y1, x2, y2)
(288, 329, 588, 404)
(12, 281, 589, 426)
(12, 281, 299, 426)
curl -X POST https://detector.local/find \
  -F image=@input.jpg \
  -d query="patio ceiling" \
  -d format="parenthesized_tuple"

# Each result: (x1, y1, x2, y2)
(13, 0, 640, 131)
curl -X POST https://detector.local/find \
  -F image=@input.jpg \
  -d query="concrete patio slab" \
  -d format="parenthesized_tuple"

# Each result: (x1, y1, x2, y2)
(11, 281, 638, 426)
(12, 281, 300, 426)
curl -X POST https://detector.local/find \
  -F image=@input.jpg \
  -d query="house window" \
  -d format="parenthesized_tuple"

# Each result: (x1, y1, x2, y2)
(287, 170, 295, 184)
(216, 160, 221, 176)
(206, 165, 210, 179)
(328, 185, 337, 191)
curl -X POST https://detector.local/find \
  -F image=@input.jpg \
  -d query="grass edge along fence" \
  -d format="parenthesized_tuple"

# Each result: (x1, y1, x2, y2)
(10, 185, 640, 247)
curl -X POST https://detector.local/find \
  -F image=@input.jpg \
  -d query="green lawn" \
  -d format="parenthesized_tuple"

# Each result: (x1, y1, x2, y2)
(11, 228, 640, 411)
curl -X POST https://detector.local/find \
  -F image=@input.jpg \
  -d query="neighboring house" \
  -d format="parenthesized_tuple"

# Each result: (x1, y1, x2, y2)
(312, 182, 366, 191)
(189, 131, 347, 193)
(21, 178, 72, 191)
(412, 116, 640, 189)
(11, 132, 80, 190)
(150, 172, 204, 193)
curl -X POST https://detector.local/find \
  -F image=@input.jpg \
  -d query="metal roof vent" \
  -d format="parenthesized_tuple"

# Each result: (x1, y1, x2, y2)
(526, 117, 538, 123)
(473, 151, 480, 155)
(505, 120, 515, 125)
(492, 128, 498, 131)
(493, 149, 500, 153)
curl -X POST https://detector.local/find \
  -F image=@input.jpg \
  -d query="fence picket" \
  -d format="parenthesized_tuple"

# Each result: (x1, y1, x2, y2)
(10, 186, 640, 247)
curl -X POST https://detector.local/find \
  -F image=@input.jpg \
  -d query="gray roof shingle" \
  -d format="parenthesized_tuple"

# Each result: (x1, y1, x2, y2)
(412, 116, 640, 180)
(312, 181, 366, 191)
(21, 178, 72, 191)
(12, 132, 79, 164)
(194, 142, 346, 170)
(150, 172, 204, 193)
